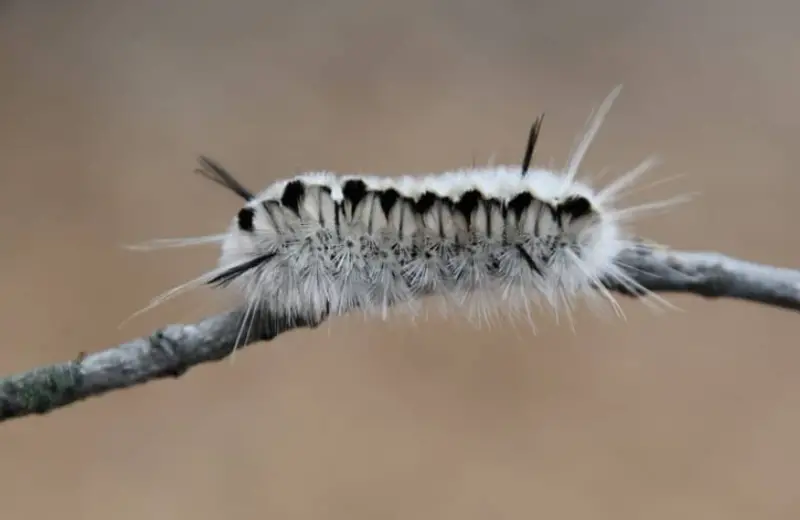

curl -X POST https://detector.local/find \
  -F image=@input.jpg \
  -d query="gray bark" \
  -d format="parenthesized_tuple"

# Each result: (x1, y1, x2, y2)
(1, 244, 798, 423)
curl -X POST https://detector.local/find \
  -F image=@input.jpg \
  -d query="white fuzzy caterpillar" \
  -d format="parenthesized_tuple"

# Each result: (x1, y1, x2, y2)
(133, 86, 684, 333)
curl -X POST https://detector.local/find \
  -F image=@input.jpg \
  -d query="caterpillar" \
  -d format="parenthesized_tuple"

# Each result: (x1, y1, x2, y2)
(132, 86, 683, 334)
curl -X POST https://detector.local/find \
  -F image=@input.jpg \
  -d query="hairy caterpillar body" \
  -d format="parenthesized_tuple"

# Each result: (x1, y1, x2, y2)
(134, 87, 681, 333)
(212, 161, 617, 323)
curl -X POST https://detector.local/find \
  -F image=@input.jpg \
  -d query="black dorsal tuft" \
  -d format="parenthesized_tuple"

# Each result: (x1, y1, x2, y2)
(455, 189, 483, 225)
(280, 180, 306, 215)
(342, 179, 369, 210)
(379, 189, 401, 217)
(507, 192, 534, 220)
(237, 207, 255, 232)
(557, 195, 593, 220)
(414, 191, 438, 215)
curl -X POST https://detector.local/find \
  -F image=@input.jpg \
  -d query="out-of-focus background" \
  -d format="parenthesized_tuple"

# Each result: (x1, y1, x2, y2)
(1, 0, 799, 518)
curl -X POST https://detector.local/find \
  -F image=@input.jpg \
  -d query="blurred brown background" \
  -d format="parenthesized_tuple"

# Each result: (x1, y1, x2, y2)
(1, 0, 799, 518)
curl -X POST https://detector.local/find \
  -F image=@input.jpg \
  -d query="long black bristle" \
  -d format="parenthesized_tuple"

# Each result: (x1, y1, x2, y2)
(207, 253, 275, 287)
(520, 114, 545, 177)
(195, 156, 255, 201)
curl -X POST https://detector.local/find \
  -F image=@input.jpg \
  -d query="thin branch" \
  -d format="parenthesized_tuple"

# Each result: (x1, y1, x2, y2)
(611, 244, 800, 312)
(1, 244, 798, 423)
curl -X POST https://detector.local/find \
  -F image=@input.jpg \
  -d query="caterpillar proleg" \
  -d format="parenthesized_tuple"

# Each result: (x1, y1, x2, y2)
(132, 86, 685, 334)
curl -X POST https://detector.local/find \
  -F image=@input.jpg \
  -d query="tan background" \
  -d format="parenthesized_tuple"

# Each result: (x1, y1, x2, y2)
(1, 0, 799, 518)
